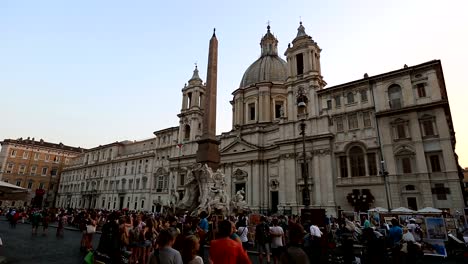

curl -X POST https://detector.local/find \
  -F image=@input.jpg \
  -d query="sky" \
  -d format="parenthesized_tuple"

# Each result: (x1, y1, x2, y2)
(1, 0, 468, 165)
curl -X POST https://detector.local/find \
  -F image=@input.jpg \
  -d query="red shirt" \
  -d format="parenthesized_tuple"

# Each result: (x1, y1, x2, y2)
(210, 238, 251, 264)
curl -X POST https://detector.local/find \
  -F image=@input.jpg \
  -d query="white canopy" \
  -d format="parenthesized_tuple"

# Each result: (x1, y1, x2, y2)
(368, 207, 388, 212)
(391, 207, 415, 213)
(0, 180, 26, 193)
(417, 207, 442, 213)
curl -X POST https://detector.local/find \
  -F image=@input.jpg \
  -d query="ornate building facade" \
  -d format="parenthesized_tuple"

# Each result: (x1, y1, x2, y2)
(0, 138, 83, 207)
(56, 23, 465, 215)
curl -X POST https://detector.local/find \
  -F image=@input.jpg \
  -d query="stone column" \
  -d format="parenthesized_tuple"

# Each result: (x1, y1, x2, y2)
(182, 94, 187, 110)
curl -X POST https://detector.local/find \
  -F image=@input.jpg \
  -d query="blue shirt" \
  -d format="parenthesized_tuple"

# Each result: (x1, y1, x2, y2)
(389, 226, 403, 245)
(199, 218, 209, 232)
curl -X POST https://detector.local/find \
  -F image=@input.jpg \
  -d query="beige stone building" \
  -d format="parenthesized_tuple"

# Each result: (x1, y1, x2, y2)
(0, 138, 83, 207)
(57, 23, 465, 215)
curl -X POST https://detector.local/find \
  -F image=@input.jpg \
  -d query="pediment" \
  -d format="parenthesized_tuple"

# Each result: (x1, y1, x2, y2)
(220, 139, 259, 154)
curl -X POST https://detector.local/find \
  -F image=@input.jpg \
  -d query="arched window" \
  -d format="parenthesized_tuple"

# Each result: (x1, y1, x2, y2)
(347, 92, 354, 104)
(349, 146, 365, 177)
(184, 125, 191, 141)
(388, 84, 402, 109)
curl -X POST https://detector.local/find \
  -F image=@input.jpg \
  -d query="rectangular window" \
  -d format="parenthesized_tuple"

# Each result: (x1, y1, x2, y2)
(336, 117, 344, 132)
(16, 180, 21, 187)
(360, 90, 368, 102)
(249, 103, 255, 121)
(45, 154, 50, 162)
(10, 150, 17, 157)
(348, 114, 358, 130)
(27, 181, 33, 189)
(157, 177, 164, 190)
(363, 112, 371, 128)
(180, 174, 185, 186)
(163, 176, 168, 189)
(39, 182, 45, 189)
(430, 155, 441, 172)
(339, 156, 348, 177)
(30, 166, 37, 175)
(396, 123, 406, 139)
(296, 53, 304, 75)
(417, 83, 426, 97)
(41, 167, 48, 176)
(19, 165, 26, 174)
(275, 101, 284, 118)
(402, 157, 412, 173)
(23, 151, 29, 159)
(367, 153, 377, 175)
(335, 96, 341, 107)
(34, 153, 40, 160)
(422, 120, 435, 136)
(6, 163, 14, 173)
(326, 100, 332, 109)
(432, 183, 450, 200)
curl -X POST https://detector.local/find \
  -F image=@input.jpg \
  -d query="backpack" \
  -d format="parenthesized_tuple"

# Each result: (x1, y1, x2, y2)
(256, 223, 271, 244)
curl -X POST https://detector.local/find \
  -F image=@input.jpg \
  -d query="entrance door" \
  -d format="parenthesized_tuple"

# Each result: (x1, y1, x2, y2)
(407, 197, 418, 211)
(271, 191, 279, 213)
(119, 196, 124, 210)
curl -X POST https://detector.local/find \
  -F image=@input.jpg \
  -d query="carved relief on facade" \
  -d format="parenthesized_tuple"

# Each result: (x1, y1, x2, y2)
(270, 179, 279, 190)
(233, 168, 248, 181)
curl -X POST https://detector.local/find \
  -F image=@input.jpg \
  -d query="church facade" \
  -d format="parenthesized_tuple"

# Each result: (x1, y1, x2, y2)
(57, 23, 465, 216)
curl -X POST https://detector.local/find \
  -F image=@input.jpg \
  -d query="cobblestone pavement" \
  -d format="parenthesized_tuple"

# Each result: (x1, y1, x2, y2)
(0, 220, 99, 264)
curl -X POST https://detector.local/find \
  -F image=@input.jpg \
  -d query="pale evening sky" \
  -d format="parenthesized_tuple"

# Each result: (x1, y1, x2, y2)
(1, 0, 468, 165)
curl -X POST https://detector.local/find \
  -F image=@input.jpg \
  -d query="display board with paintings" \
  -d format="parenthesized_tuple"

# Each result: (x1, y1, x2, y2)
(425, 217, 447, 241)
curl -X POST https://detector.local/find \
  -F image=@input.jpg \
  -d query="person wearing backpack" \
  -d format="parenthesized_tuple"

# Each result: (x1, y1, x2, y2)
(255, 216, 271, 264)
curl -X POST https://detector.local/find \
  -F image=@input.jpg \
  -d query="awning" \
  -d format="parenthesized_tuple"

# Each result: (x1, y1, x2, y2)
(368, 207, 388, 212)
(417, 207, 442, 213)
(391, 207, 415, 213)
(0, 180, 28, 200)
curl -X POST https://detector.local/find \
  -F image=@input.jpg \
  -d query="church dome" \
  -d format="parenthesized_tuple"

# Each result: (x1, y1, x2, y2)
(240, 26, 288, 88)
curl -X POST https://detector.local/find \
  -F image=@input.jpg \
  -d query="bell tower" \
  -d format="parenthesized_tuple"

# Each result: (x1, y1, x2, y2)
(285, 22, 326, 118)
(178, 66, 205, 143)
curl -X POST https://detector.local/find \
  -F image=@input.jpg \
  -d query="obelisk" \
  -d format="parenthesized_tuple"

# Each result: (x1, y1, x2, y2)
(196, 29, 220, 170)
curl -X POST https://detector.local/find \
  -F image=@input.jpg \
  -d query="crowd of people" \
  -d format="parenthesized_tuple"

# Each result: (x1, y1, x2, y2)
(2, 206, 442, 264)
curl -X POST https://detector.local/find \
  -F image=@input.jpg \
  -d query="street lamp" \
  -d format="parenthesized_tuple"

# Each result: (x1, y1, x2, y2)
(297, 91, 310, 208)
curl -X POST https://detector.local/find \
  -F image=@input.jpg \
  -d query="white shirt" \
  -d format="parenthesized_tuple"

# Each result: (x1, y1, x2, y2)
(188, 256, 203, 264)
(238, 226, 249, 242)
(402, 231, 415, 242)
(269, 226, 284, 248)
(310, 225, 322, 238)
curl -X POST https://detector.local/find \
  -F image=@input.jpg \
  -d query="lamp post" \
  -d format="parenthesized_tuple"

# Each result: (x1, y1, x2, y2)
(297, 92, 310, 208)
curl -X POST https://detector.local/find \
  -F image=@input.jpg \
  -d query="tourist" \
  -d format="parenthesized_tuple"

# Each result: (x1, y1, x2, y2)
(308, 223, 322, 261)
(198, 212, 209, 233)
(269, 218, 285, 264)
(209, 220, 251, 264)
(280, 223, 309, 264)
(42, 210, 50, 236)
(56, 212, 67, 238)
(96, 212, 121, 263)
(237, 219, 249, 250)
(230, 221, 242, 244)
(84, 212, 98, 250)
(388, 218, 403, 264)
(255, 216, 271, 264)
(148, 228, 183, 264)
(181, 235, 204, 264)
(30, 210, 42, 235)
(129, 217, 143, 263)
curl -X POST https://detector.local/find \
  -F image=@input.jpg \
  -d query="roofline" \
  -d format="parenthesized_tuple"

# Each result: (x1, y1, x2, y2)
(320, 60, 441, 93)
(153, 126, 179, 135)
(1, 138, 84, 153)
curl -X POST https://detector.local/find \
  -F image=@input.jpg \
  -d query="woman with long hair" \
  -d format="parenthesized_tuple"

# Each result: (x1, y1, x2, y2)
(181, 235, 203, 264)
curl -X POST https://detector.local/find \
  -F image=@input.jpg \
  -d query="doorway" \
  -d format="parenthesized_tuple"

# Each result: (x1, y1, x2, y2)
(407, 197, 418, 211)
(119, 196, 124, 210)
(271, 191, 279, 213)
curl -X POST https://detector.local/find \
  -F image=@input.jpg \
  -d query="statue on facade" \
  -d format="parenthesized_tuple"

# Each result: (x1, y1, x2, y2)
(231, 187, 249, 213)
